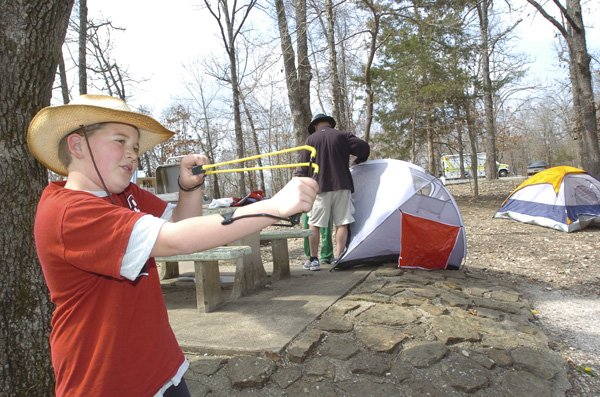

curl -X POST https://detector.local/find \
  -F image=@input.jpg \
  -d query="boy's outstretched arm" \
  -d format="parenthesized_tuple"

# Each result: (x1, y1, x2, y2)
(151, 177, 318, 257)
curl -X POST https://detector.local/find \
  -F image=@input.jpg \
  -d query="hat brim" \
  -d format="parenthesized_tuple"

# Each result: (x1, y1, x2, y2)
(308, 115, 336, 134)
(27, 104, 174, 176)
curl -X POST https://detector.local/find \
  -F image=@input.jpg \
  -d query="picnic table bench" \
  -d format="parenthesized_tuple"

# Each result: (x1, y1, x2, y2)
(260, 228, 312, 279)
(156, 245, 254, 313)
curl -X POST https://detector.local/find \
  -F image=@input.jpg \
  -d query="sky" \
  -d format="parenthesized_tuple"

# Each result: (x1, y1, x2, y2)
(86, 0, 220, 112)
(83, 0, 600, 115)
(511, 3, 598, 75)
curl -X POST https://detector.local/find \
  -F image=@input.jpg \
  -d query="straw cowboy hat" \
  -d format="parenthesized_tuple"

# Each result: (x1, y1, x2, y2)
(308, 113, 336, 134)
(27, 94, 175, 176)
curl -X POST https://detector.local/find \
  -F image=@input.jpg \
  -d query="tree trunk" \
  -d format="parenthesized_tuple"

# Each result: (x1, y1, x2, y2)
(410, 102, 417, 164)
(337, 28, 350, 130)
(567, 57, 586, 168)
(200, 99, 222, 199)
(477, 0, 498, 180)
(525, 0, 600, 177)
(295, 0, 312, 142)
(275, 0, 312, 146)
(58, 49, 70, 103)
(0, 1, 75, 394)
(241, 94, 266, 193)
(426, 112, 435, 175)
(78, 0, 87, 94)
(325, 0, 345, 129)
(228, 45, 247, 195)
(361, 0, 381, 143)
(454, 103, 467, 179)
(203, 0, 257, 195)
(566, 0, 600, 177)
(465, 96, 479, 196)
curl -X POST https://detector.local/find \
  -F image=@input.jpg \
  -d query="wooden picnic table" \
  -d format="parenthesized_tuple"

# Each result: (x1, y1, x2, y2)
(156, 245, 253, 312)
(155, 194, 267, 294)
(260, 228, 312, 279)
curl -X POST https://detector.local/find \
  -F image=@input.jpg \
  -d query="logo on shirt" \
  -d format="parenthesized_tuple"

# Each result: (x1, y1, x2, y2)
(126, 194, 141, 212)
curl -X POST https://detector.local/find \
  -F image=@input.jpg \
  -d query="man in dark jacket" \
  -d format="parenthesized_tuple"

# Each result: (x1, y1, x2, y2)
(295, 113, 370, 270)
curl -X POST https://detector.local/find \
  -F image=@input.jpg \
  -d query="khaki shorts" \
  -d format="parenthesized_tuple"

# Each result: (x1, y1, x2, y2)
(308, 190, 355, 228)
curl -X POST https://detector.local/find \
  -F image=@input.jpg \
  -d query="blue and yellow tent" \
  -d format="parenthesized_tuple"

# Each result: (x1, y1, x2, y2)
(494, 166, 600, 232)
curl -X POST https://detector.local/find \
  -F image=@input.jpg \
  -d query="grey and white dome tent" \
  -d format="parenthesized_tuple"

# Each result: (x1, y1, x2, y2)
(333, 159, 466, 271)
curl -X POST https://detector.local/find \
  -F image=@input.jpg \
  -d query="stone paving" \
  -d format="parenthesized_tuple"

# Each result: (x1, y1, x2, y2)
(181, 264, 572, 396)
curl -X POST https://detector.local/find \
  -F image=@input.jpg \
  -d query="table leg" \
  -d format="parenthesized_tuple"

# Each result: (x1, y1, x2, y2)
(157, 261, 179, 280)
(271, 239, 291, 280)
(232, 232, 267, 292)
(194, 260, 223, 313)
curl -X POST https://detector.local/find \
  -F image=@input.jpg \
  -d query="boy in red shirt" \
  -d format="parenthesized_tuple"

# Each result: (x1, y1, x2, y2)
(27, 94, 318, 396)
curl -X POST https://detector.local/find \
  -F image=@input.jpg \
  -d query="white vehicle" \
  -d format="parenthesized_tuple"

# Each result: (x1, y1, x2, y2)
(441, 153, 509, 179)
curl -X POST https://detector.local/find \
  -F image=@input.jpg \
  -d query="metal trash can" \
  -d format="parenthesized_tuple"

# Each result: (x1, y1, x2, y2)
(155, 157, 184, 194)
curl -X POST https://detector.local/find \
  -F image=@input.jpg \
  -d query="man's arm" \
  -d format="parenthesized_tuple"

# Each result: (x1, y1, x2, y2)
(347, 134, 370, 164)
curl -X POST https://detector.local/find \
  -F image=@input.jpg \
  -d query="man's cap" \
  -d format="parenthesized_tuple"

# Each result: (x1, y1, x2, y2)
(308, 113, 336, 134)
(27, 94, 175, 176)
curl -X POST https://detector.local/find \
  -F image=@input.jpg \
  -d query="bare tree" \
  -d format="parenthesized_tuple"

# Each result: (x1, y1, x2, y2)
(524, 0, 600, 177)
(504, 92, 579, 172)
(360, 0, 385, 142)
(184, 65, 226, 198)
(465, 96, 481, 196)
(275, 0, 313, 145)
(203, 0, 258, 195)
(476, 0, 499, 179)
(136, 105, 165, 177)
(1, 1, 75, 394)
(236, 39, 283, 194)
(86, 21, 128, 99)
(253, 79, 296, 193)
(323, 0, 347, 128)
(58, 48, 71, 103)
(78, 0, 87, 94)
(64, 10, 133, 100)
(240, 93, 267, 192)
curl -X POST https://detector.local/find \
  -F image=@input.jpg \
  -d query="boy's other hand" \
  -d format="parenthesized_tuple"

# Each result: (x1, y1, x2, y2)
(180, 154, 209, 189)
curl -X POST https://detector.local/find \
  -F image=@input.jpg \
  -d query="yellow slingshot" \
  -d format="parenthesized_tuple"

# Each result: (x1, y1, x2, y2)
(191, 145, 319, 177)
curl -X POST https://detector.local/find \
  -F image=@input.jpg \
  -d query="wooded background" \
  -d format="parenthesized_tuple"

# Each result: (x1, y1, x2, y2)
(55, 0, 600, 197)
(0, 0, 598, 393)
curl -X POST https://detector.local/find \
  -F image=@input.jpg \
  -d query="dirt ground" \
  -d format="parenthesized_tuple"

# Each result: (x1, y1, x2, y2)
(446, 177, 600, 396)
(285, 176, 599, 395)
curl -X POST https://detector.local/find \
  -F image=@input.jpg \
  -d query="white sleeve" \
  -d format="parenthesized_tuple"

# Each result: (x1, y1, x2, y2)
(120, 215, 168, 281)
(161, 202, 176, 221)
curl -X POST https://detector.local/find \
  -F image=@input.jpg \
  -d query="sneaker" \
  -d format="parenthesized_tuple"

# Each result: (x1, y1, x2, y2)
(302, 259, 312, 270)
(308, 258, 320, 271)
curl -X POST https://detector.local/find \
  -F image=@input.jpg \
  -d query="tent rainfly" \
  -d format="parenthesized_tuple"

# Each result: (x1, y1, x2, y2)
(494, 165, 600, 232)
(333, 159, 466, 271)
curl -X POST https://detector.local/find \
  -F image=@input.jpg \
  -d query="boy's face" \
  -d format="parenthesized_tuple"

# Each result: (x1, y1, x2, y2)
(84, 123, 140, 193)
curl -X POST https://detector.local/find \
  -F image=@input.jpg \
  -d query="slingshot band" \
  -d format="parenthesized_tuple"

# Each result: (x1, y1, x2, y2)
(220, 212, 299, 227)
(192, 145, 318, 177)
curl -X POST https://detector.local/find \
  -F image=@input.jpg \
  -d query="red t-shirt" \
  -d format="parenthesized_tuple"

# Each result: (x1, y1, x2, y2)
(34, 182, 184, 396)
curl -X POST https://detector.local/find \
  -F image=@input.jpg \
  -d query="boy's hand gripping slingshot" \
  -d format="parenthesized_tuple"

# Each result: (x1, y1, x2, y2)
(191, 145, 319, 227)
